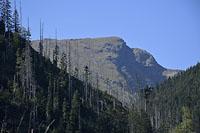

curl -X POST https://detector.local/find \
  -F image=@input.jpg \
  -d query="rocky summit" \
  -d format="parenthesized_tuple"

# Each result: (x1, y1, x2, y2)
(31, 37, 179, 104)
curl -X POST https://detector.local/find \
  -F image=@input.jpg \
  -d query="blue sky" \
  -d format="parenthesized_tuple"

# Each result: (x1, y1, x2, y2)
(17, 0, 200, 70)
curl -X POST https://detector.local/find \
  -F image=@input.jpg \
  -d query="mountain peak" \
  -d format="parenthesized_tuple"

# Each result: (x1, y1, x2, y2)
(132, 48, 158, 67)
(31, 37, 180, 104)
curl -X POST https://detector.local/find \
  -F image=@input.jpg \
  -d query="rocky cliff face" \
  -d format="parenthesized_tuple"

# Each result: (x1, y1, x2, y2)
(31, 37, 179, 104)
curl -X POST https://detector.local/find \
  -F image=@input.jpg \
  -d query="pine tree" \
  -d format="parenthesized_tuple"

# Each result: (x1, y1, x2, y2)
(13, 0, 20, 33)
(26, 18, 31, 41)
(0, 19, 5, 35)
(53, 78, 59, 115)
(0, 0, 5, 35)
(46, 76, 53, 123)
(0, 0, 3, 14)
(53, 44, 59, 66)
(70, 91, 81, 133)
(0, 0, 5, 22)
(171, 106, 194, 133)
(13, 3, 20, 48)
(38, 20, 43, 55)
(84, 66, 89, 102)
(67, 41, 72, 102)
(4, 0, 12, 32)
(60, 52, 67, 72)
(96, 73, 100, 115)
(62, 98, 70, 132)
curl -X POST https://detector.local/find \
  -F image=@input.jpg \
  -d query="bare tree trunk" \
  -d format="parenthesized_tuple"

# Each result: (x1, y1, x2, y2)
(16, 111, 26, 133)
(44, 120, 55, 133)
(96, 73, 100, 116)
(1, 106, 8, 133)
(67, 41, 72, 103)
(76, 40, 80, 79)
(84, 66, 89, 103)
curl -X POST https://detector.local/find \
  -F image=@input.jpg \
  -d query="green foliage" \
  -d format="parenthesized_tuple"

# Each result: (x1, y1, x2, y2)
(4, 0, 12, 32)
(144, 63, 200, 132)
(13, 32, 20, 47)
(129, 107, 152, 133)
(46, 77, 54, 123)
(171, 106, 194, 133)
(62, 98, 70, 132)
(70, 90, 80, 133)
(13, 4, 20, 33)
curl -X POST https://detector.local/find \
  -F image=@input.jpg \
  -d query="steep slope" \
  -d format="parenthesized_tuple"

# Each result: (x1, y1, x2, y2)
(31, 37, 179, 104)
(141, 63, 200, 132)
(132, 48, 180, 78)
(0, 34, 129, 133)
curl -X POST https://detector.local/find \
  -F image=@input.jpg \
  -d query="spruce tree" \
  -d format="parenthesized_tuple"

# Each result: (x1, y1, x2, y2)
(0, 0, 3, 14)
(38, 20, 43, 55)
(70, 90, 81, 133)
(0, 0, 5, 35)
(53, 44, 59, 66)
(46, 77, 53, 123)
(4, 0, 12, 32)
(62, 98, 70, 132)
(13, 0, 20, 33)
(171, 106, 194, 133)
(60, 52, 67, 72)
(13, 2, 20, 48)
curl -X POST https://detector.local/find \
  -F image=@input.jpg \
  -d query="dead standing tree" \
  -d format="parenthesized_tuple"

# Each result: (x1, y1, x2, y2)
(74, 40, 80, 79)
(67, 41, 72, 103)
(38, 20, 44, 56)
(84, 66, 89, 103)
(21, 27, 37, 132)
(95, 73, 100, 115)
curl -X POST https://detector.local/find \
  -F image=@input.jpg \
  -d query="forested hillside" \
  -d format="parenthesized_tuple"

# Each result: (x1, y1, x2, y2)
(139, 63, 200, 132)
(0, 1, 132, 132)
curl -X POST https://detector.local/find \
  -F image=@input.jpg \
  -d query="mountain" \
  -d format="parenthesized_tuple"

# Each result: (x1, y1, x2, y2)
(31, 37, 180, 104)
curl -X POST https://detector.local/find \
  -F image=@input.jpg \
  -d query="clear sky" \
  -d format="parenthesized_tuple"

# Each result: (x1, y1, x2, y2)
(18, 0, 200, 70)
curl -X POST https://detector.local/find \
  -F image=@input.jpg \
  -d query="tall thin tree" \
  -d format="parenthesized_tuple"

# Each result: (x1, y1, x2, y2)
(13, 0, 20, 32)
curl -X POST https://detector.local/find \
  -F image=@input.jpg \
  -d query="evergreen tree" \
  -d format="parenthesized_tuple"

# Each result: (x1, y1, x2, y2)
(13, 2, 20, 48)
(53, 78, 59, 116)
(84, 66, 89, 102)
(60, 52, 67, 72)
(171, 106, 194, 133)
(26, 19, 31, 40)
(4, 0, 12, 32)
(0, 0, 5, 35)
(70, 90, 81, 133)
(0, 0, 3, 14)
(0, 19, 5, 35)
(38, 41, 43, 55)
(46, 77, 53, 123)
(38, 20, 43, 55)
(13, 0, 20, 33)
(62, 98, 70, 132)
(53, 44, 59, 66)
(129, 107, 152, 133)
(0, 0, 5, 20)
